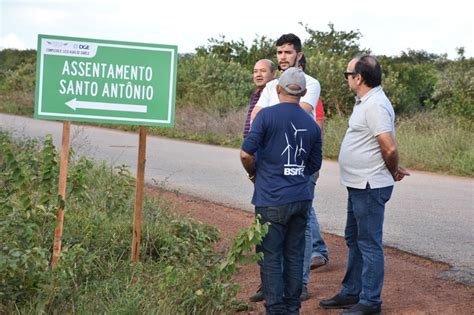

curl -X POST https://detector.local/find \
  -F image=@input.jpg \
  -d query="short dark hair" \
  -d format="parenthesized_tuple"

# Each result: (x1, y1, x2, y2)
(353, 54, 382, 87)
(276, 33, 302, 52)
(298, 55, 306, 71)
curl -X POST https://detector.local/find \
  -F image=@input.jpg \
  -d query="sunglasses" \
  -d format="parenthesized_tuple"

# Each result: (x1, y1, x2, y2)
(344, 71, 358, 80)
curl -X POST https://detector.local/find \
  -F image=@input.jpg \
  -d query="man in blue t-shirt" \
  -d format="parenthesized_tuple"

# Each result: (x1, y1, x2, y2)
(240, 67, 322, 314)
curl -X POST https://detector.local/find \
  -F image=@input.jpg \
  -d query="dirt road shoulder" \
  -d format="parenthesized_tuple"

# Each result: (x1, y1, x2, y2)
(148, 187, 473, 314)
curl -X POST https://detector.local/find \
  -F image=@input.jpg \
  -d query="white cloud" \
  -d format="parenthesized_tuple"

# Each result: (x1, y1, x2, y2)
(0, 33, 28, 50)
(26, 8, 68, 25)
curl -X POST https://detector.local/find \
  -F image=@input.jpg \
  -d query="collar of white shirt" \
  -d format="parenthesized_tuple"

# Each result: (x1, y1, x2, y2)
(354, 86, 382, 106)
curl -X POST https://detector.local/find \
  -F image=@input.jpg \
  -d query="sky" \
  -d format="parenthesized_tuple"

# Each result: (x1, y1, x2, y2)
(1, 0, 472, 59)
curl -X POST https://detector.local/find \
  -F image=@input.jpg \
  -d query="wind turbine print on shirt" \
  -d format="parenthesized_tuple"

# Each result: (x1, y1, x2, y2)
(281, 133, 294, 165)
(295, 137, 307, 166)
(281, 122, 308, 175)
(291, 122, 307, 138)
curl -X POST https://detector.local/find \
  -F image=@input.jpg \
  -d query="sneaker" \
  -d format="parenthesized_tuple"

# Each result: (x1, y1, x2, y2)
(300, 286, 310, 301)
(249, 285, 264, 302)
(339, 303, 381, 315)
(319, 293, 359, 309)
(310, 256, 328, 270)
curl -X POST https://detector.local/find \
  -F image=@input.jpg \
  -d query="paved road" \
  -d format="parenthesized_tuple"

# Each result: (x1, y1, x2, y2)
(1, 113, 473, 284)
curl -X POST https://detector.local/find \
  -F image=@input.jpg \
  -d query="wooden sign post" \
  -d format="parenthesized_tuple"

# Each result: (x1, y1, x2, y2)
(131, 126, 147, 263)
(51, 121, 71, 267)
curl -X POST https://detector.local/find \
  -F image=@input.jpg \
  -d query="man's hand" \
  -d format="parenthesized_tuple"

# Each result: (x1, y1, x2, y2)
(393, 166, 410, 181)
(247, 173, 256, 184)
(240, 150, 256, 184)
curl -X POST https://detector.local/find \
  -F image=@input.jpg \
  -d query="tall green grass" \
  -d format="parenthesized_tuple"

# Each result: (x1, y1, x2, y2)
(322, 115, 348, 160)
(396, 112, 473, 176)
(323, 112, 474, 176)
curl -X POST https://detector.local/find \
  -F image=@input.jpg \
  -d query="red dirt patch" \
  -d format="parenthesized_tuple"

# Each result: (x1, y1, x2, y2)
(147, 187, 474, 314)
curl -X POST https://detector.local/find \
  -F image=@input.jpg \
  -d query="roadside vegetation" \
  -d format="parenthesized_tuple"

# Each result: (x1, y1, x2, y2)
(0, 23, 472, 176)
(0, 132, 268, 313)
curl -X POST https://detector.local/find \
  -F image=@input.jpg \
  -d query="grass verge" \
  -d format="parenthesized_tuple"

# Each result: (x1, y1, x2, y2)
(0, 132, 266, 314)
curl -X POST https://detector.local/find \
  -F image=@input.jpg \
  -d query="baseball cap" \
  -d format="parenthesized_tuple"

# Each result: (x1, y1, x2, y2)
(278, 67, 306, 95)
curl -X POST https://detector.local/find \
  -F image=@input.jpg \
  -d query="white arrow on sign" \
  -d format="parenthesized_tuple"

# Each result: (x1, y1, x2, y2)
(65, 98, 147, 113)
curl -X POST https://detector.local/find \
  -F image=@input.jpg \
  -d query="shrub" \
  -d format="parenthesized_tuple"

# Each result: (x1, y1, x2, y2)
(1, 132, 268, 313)
(2, 61, 36, 93)
(430, 58, 474, 119)
(383, 63, 437, 114)
(306, 52, 354, 117)
(195, 34, 276, 71)
(177, 55, 254, 114)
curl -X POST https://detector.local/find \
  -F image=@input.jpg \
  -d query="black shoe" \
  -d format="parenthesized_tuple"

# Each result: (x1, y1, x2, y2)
(300, 286, 310, 301)
(249, 285, 264, 302)
(310, 256, 328, 270)
(319, 293, 359, 309)
(340, 303, 381, 315)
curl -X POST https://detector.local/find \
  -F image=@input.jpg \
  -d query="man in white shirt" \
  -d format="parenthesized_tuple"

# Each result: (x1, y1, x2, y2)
(250, 34, 321, 124)
(319, 54, 409, 315)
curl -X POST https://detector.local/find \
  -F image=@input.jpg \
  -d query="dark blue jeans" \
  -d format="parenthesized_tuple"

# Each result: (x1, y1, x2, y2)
(340, 184, 393, 307)
(256, 200, 311, 315)
(303, 173, 329, 286)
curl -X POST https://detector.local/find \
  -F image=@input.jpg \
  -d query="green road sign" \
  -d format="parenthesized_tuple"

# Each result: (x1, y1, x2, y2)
(35, 34, 177, 126)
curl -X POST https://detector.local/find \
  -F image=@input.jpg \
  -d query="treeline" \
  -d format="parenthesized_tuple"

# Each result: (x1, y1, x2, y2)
(182, 23, 473, 119)
(0, 23, 473, 119)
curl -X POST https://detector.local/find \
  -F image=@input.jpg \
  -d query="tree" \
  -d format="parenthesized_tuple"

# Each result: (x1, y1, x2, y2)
(431, 51, 474, 119)
(392, 49, 446, 64)
(301, 22, 368, 58)
(195, 35, 275, 71)
(306, 52, 354, 116)
(195, 35, 249, 64)
(0, 49, 36, 89)
(177, 56, 254, 113)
